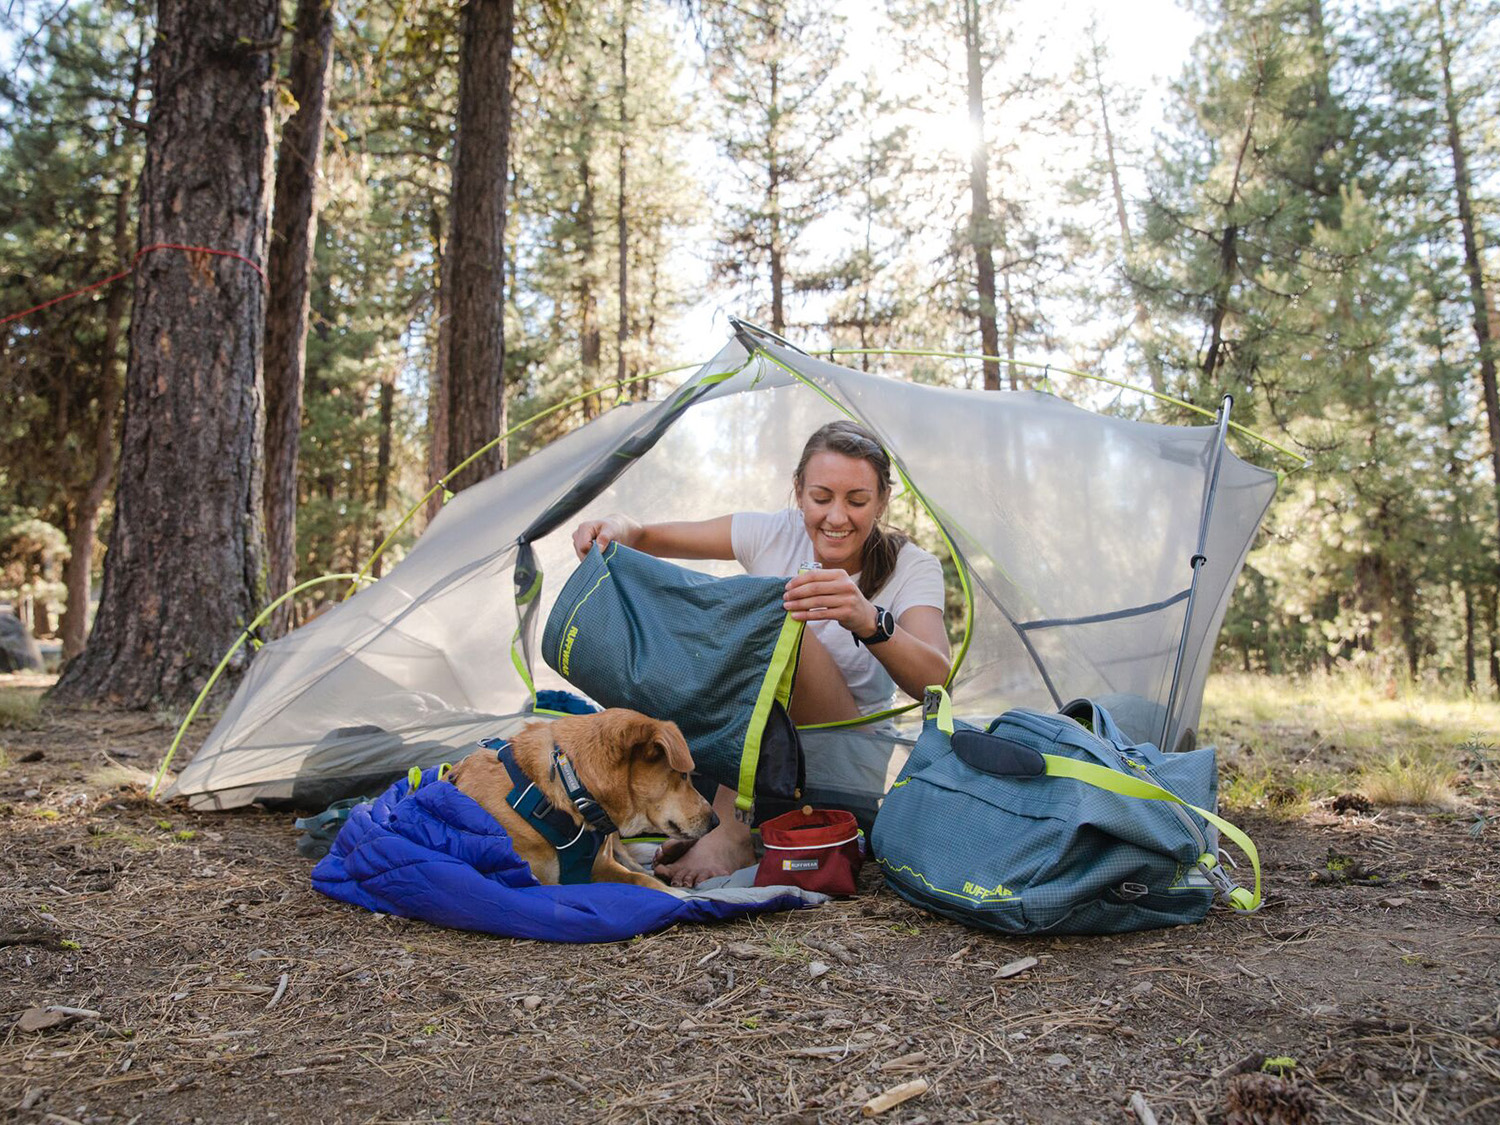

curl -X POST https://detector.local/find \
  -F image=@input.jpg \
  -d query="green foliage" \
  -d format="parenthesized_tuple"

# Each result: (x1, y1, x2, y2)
(0, 0, 146, 598)
(0, 0, 1496, 688)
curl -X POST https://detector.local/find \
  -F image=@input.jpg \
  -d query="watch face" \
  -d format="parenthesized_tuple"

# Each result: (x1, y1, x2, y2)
(879, 609, 895, 637)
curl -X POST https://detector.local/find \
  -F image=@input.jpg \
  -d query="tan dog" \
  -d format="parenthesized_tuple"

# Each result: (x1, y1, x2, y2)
(447, 709, 716, 895)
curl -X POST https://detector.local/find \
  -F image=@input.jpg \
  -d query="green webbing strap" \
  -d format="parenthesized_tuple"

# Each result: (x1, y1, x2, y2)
(737, 613, 806, 812)
(1037, 754, 1261, 912)
(921, 686, 1260, 912)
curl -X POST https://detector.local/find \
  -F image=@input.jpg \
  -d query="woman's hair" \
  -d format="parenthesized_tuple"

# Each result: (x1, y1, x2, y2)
(793, 421, 911, 599)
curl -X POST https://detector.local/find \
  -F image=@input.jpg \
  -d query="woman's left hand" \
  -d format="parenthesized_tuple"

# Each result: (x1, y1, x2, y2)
(783, 569, 878, 636)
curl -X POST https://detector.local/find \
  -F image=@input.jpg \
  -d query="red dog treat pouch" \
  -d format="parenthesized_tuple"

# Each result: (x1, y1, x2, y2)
(754, 807, 864, 896)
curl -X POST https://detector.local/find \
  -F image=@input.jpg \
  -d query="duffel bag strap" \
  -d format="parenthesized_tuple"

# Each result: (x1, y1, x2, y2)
(922, 686, 1261, 913)
(1038, 754, 1261, 913)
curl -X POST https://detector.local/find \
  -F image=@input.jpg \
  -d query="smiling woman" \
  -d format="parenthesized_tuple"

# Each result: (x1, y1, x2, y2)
(569, 419, 952, 886)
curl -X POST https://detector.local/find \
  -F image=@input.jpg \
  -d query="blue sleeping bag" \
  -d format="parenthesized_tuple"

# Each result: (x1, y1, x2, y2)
(312, 767, 823, 942)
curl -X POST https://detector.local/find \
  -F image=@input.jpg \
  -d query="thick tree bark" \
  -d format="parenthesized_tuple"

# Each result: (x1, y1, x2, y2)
(51, 0, 279, 708)
(59, 34, 147, 663)
(442, 0, 514, 493)
(1436, 0, 1500, 610)
(263, 0, 336, 637)
(963, 0, 1000, 389)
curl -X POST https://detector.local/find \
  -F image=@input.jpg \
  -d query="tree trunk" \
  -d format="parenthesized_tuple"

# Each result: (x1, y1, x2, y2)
(443, 0, 514, 493)
(59, 32, 147, 664)
(767, 48, 785, 336)
(1436, 0, 1500, 608)
(1490, 587, 1500, 698)
(1088, 30, 1160, 393)
(579, 115, 601, 420)
(1463, 584, 1476, 691)
(370, 375, 395, 580)
(963, 0, 1000, 389)
(425, 201, 450, 524)
(616, 1, 630, 390)
(51, 0, 279, 708)
(263, 0, 336, 636)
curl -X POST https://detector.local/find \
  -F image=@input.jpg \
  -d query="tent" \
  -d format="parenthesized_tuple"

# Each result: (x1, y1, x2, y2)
(167, 322, 1278, 821)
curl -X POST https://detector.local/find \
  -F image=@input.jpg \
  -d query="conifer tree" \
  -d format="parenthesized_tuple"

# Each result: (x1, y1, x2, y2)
(700, 0, 850, 334)
(51, 0, 280, 707)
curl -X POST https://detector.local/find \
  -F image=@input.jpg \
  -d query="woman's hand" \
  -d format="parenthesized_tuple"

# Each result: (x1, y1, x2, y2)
(571, 514, 640, 560)
(782, 569, 878, 636)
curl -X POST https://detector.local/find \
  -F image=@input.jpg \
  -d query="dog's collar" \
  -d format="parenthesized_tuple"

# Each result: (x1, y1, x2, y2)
(549, 746, 619, 837)
(478, 737, 615, 885)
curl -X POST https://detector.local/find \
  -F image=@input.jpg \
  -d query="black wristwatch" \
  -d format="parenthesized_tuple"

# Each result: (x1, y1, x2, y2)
(854, 605, 896, 646)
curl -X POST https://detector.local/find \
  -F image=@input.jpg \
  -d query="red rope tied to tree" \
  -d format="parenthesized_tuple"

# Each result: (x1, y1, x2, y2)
(0, 242, 268, 330)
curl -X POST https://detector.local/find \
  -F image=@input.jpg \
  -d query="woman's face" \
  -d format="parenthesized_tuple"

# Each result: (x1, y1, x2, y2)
(796, 451, 885, 571)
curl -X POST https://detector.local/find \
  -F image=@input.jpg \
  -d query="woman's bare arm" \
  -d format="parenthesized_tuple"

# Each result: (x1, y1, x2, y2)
(572, 514, 735, 561)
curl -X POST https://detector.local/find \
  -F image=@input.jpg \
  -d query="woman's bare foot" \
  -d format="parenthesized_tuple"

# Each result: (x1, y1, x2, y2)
(654, 816, 755, 888)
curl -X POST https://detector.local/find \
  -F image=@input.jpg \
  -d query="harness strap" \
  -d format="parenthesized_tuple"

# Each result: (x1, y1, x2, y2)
(478, 737, 607, 884)
(552, 748, 619, 836)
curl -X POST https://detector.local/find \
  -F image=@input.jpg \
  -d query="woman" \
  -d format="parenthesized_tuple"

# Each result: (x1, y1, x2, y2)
(570, 420, 951, 885)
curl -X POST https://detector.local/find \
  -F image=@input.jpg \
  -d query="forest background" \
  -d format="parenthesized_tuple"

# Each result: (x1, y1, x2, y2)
(1, 0, 1498, 708)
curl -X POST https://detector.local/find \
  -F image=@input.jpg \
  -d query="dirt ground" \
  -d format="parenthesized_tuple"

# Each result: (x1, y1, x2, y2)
(2, 683, 1498, 1125)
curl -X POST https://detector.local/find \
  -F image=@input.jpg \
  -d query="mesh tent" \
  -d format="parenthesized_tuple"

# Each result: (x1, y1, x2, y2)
(167, 328, 1278, 816)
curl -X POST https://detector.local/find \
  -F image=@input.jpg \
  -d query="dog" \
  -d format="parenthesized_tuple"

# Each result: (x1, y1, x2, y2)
(446, 708, 716, 895)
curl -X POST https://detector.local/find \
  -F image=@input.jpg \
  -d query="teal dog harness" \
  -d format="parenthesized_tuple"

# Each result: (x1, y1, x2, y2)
(480, 737, 616, 884)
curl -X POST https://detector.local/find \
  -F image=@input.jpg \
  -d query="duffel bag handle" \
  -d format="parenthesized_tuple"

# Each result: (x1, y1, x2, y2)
(951, 730, 1046, 777)
(923, 686, 1261, 913)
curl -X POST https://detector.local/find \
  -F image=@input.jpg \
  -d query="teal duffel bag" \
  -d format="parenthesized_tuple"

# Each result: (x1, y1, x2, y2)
(541, 542, 805, 818)
(870, 687, 1260, 935)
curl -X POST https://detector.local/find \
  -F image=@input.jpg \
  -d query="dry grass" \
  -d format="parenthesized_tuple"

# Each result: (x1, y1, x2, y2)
(1203, 671, 1497, 811)
(1362, 751, 1458, 809)
(0, 684, 42, 730)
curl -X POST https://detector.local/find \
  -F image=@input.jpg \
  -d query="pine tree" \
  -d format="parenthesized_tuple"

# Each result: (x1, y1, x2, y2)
(51, 0, 280, 707)
(264, 0, 337, 636)
(700, 0, 850, 334)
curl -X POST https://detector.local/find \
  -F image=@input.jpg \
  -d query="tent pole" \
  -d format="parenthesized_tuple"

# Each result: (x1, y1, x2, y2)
(1159, 394, 1233, 752)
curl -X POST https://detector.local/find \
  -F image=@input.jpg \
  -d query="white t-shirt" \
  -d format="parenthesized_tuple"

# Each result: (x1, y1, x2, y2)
(730, 508, 946, 713)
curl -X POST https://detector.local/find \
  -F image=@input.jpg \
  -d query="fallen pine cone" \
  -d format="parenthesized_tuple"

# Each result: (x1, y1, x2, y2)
(1225, 1073, 1318, 1125)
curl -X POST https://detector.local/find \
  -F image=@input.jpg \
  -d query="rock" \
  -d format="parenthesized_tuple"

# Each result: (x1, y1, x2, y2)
(1130, 981, 1154, 995)
(0, 611, 42, 673)
(17, 1008, 67, 1033)
(1045, 1053, 1071, 1068)
(521, 995, 543, 1011)
(809, 961, 830, 979)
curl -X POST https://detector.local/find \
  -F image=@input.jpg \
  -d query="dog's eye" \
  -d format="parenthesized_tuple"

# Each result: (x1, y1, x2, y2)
(679, 772, 689, 781)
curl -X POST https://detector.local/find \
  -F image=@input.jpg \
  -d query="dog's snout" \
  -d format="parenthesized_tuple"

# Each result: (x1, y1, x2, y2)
(706, 810, 720, 832)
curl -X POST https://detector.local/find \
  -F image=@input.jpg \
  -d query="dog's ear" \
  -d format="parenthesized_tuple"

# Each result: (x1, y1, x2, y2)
(630, 717, 694, 773)
(654, 721, 695, 773)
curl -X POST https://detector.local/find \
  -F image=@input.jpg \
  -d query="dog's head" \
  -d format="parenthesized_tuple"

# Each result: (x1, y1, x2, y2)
(557, 709, 717, 840)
